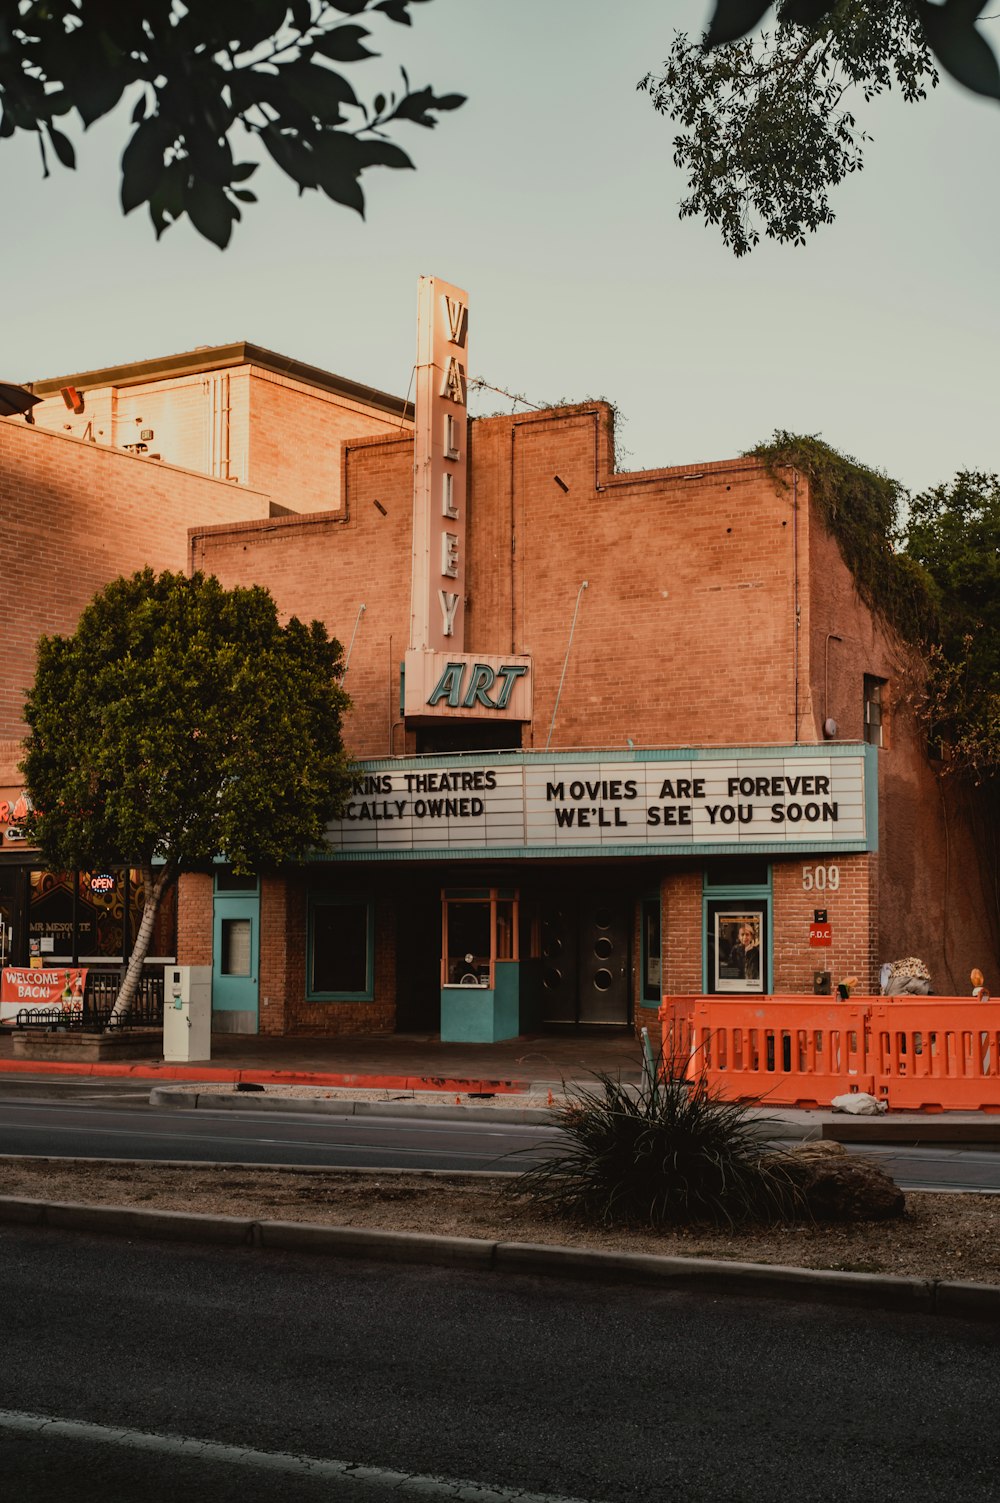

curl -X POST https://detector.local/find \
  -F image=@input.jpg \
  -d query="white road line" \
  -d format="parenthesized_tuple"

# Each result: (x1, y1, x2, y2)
(0, 1408, 595, 1503)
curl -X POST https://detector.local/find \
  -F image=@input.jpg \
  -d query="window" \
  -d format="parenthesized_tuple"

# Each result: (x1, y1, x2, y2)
(441, 887, 520, 987)
(703, 866, 771, 995)
(641, 899, 661, 1006)
(413, 724, 522, 754)
(215, 867, 259, 893)
(707, 903, 768, 994)
(220, 918, 252, 977)
(308, 897, 373, 1000)
(864, 675, 886, 747)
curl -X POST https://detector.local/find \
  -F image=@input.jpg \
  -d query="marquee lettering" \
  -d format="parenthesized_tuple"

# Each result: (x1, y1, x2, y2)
(427, 659, 529, 711)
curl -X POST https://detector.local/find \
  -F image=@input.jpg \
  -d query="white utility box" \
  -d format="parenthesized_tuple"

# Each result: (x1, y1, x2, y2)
(163, 965, 212, 1062)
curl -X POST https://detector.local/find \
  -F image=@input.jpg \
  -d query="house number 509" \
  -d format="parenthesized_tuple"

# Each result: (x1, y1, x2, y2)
(802, 865, 840, 892)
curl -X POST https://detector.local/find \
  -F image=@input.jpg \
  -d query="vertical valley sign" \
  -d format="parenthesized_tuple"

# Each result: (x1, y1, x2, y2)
(405, 276, 532, 722)
(409, 274, 469, 654)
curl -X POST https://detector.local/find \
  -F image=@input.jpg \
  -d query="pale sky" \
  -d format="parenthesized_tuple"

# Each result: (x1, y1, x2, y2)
(4, 0, 998, 496)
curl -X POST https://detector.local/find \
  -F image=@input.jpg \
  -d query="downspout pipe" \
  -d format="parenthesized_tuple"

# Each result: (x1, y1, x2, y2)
(792, 470, 800, 743)
(545, 580, 588, 750)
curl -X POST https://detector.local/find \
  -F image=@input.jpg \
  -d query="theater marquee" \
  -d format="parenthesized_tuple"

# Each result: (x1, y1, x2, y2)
(322, 747, 875, 859)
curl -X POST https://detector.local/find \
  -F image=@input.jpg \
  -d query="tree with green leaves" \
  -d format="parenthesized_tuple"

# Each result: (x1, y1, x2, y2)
(904, 471, 1000, 782)
(640, 1, 1000, 256)
(0, 0, 463, 248)
(21, 569, 353, 1020)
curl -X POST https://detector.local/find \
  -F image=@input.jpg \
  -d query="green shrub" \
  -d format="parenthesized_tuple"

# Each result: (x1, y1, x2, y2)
(514, 1066, 801, 1229)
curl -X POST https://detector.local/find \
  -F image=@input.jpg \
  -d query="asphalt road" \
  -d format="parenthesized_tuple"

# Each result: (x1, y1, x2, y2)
(1, 1081, 1000, 1191)
(0, 1088, 558, 1172)
(2, 1223, 999, 1503)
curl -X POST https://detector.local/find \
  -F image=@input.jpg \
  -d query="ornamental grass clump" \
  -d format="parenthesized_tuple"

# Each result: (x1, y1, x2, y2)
(515, 1066, 801, 1229)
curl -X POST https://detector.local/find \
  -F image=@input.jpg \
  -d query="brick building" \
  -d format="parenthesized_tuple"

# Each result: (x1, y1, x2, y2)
(0, 292, 992, 1038)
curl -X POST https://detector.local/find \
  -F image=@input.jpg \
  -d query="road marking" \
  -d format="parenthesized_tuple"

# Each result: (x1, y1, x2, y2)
(0, 1408, 596, 1503)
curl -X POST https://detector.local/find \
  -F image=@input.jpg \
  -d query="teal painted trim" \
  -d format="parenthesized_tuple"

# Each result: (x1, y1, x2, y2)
(863, 743, 880, 851)
(308, 840, 872, 863)
(440, 974, 520, 1042)
(212, 892, 261, 1022)
(347, 743, 871, 774)
(702, 869, 774, 995)
(639, 897, 661, 1010)
(213, 869, 259, 895)
(306, 892, 375, 1002)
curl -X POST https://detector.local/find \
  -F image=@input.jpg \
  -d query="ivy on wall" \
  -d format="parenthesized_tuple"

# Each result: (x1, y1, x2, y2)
(747, 431, 938, 648)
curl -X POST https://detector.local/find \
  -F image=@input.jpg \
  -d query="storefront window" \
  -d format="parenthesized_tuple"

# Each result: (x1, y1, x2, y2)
(309, 897, 372, 999)
(0, 868, 20, 967)
(705, 898, 770, 995)
(23, 867, 176, 965)
(442, 888, 520, 987)
(496, 899, 515, 961)
(641, 899, 661, 1005)
(445, 899, 491, 985)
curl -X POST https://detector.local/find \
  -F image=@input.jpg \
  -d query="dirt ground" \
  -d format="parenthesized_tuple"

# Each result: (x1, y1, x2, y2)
(2, 1157, 999, 1282)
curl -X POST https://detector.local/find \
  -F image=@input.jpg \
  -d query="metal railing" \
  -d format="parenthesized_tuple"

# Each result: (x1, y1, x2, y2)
(14, 969, 165, 1031)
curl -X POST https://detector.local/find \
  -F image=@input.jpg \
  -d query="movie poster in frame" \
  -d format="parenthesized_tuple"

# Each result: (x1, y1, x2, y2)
(713, 909, 764, 993)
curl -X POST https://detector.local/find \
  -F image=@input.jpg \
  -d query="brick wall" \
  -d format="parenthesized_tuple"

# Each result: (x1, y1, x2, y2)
(246, 368, 409, 515)
(0, 420, 271, 776)
(190, 432, 416, 760)
(660, 870, 703, 995)
(28, 370, 250, 480)
(177, 873, 214, 966)
(27, 361, 410, 515)
(191, 406, 808, 760)
(771, 854, 877, 994)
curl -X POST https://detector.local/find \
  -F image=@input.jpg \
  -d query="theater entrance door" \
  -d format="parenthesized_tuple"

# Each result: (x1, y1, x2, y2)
(538, 890, 631, 1027)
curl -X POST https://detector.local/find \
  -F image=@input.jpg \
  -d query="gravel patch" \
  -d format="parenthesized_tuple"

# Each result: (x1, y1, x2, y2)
(2, 1157, 999, 1283)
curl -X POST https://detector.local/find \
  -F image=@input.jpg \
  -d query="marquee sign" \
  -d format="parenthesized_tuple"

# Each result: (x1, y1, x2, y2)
(402, 650, 533, 721)
(324, 747, 874, 859)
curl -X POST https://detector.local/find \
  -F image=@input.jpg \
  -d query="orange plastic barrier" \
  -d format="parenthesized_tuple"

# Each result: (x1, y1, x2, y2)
(687, 997, 872, 1107)
(659, 994, 1000, 1111)
(657, 997, 699, 1078)
(868, 1001, 1000, 1111)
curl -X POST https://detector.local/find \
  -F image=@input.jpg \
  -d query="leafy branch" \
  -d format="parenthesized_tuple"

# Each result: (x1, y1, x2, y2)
(0, 0, 464, 247)
(640, 1, 998, 256)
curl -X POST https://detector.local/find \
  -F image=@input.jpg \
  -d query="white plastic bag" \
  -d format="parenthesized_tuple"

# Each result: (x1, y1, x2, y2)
(830, 1091, 888, 1115)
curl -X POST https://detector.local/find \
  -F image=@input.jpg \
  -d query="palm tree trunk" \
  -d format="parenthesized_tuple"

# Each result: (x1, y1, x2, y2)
(109, 863, 173, 1026)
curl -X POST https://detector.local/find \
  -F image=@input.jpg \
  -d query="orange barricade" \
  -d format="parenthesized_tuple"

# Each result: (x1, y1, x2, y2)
(868, 1001, 1000, 1111)
(658, 994, 1000, 1111)
(658, 997, 698, 1079)
(687, 997, 872, 1107)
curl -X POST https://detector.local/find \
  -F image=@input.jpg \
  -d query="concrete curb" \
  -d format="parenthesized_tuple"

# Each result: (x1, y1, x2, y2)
(0, 1054, 534, 1094)
(1, 1191, 997, 1319)
(148, 1085, 562, 1127)
(146, 1086, 818, 1138)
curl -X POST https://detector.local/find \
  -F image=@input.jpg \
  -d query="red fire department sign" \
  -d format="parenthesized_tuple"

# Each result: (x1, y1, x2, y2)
(809, 922, 832, 947)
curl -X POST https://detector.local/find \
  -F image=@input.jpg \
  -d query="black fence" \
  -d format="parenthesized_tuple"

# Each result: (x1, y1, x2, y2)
(14, 969, 165, 1031)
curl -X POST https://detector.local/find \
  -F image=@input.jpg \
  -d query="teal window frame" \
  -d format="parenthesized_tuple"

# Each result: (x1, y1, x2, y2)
(214, 866, 259, 895)
(640, 896, 662, 1009)
(702, 866, 773, 995)
(307, 893, 374, 1002)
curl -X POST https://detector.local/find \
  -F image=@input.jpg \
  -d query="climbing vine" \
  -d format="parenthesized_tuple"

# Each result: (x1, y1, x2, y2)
(750, 434, 999, 956)
(747, 431, 937, 647)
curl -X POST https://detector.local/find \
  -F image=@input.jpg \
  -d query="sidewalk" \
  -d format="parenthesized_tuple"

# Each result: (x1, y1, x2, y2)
(3, 1025, 1000, 1141)
(0, 1026, 645, 1092)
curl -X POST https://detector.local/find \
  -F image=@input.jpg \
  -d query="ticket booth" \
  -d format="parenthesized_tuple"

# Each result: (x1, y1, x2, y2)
(440, 887, 538, 1042)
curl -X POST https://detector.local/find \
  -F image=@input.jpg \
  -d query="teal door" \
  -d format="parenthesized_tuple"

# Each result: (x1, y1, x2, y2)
(212, 891, 260, 1034)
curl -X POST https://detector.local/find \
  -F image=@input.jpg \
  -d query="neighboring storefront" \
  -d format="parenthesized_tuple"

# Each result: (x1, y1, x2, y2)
(0, 860, 176, 972)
